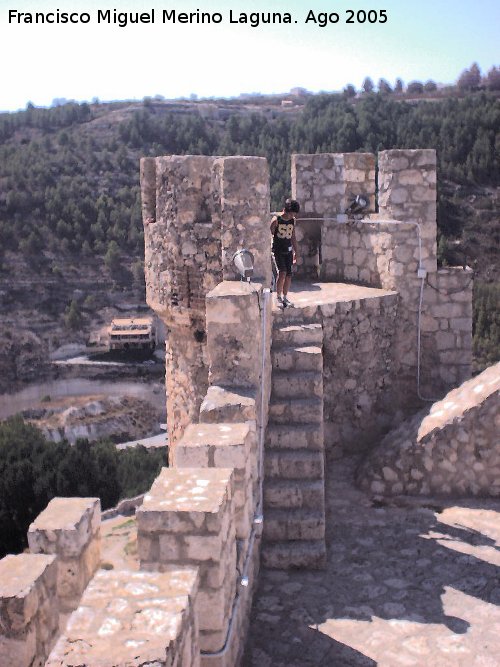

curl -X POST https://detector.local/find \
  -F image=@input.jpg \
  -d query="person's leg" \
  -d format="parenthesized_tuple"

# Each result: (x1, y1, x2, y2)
(282, 252, 293, 304)
(276, 270, 286, 297)
(283, 274, 292, 296)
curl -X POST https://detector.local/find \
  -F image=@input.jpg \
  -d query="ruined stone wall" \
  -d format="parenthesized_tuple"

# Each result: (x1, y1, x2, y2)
(141, 155, 270, 446)
(357, 362, 500, 497)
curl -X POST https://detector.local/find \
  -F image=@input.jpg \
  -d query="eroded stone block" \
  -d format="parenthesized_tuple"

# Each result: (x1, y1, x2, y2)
(46, 568, 199, 667)
(174, 422, 254, 540)
(0, 553, 58, 667)
(28, 497, 101, 613)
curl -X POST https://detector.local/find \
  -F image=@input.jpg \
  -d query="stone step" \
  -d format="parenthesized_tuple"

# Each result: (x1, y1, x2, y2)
(265, 423, 323, 451)
(268, 398, 323, 425)
(264, 449, 324, 480)
(199, 385, 256, 423)
(272, 345, 322, 372)
(261, 540, 327, 569)
(264, 479, 325, 510)
(263, 509, 325, 541)
(272, 370, 323, 399)
(273, 304, 321, 324)
(272, 322, 323, 347)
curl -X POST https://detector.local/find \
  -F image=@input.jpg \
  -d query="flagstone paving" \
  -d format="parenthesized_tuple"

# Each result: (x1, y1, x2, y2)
(243, 456, 500, 667)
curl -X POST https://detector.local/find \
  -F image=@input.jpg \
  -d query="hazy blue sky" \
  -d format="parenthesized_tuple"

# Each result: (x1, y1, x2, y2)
(1, 0, 498, 111)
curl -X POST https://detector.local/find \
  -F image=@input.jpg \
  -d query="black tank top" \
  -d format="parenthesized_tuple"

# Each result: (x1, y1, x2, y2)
(272, 215, 294, 253)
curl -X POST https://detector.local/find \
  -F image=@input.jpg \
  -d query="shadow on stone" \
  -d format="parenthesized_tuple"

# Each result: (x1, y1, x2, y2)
(244, 455, 500, 665)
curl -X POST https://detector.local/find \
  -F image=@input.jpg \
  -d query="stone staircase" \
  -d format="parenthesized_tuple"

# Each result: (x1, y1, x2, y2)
(262, 311, 327, 568)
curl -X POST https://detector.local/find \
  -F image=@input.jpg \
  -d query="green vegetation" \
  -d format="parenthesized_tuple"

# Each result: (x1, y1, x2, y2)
(64, 299, 83, 330)
(1, 92, 498, 260)
(473, 283, 500, 370)
(0, 416, 165, 558)
(0, 83, 499, 364)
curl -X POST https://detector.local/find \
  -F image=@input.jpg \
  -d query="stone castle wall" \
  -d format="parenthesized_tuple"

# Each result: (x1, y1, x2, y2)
(321, 291, 400, 456)
(141, 155, 271, 446)
(142, 148, 473, 454)
(291, 149, 472, 415)
(136, 280, 271, 665)
(0, 499, 101, 667)
(0, 148, 478, 666)
(0, 281, 270, 667)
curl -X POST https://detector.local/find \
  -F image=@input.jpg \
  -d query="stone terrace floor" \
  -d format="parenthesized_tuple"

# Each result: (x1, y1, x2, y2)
(271, 280, 397, 313)
(242, 455, 500, 667)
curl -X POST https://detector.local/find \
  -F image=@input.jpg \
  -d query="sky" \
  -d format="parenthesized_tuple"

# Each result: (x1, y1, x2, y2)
(0, 0, 499, 111)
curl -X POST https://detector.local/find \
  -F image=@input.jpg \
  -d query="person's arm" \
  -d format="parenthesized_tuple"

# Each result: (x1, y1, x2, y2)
(291, 225, 298, 260)
(270, 215, 278, 234)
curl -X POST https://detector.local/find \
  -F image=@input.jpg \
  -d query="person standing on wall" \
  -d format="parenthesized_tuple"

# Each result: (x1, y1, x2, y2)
(270, 198, 300, 307)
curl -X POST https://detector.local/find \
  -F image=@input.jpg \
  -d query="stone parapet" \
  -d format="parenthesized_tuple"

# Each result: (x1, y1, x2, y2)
(141, 155, 271, 319)
(320, 219, 420, 288)
(420, 267, 473, 391)
(206, 281, 265, 389)
(173, 423, 255, 541)
(320, 290, 400, 456)
(213, 157, 271, 285)
(378, 149, 437, 273)
(0, 553, 59, 667)
(137, 467, 236, 653)
(290, 152, 375, 280)
(142, 155, 220, 323)
(46, 568, 199, 667)
(203, 525, 261, 667)
(28, 497, 101, 614)
(203, 281, 272, 515)
(292, 152, 376, 216)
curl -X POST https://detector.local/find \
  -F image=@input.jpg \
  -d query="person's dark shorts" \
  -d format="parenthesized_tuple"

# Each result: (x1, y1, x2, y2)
(274, 250, 293, 276)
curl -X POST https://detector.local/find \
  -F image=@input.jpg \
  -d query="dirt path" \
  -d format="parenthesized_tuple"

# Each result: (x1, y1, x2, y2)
(243, 456, 500, 667)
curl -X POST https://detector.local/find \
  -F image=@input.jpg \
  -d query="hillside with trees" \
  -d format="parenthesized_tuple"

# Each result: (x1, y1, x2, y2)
(0, 416, 164, 558)
(0, 64, 499, 374)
